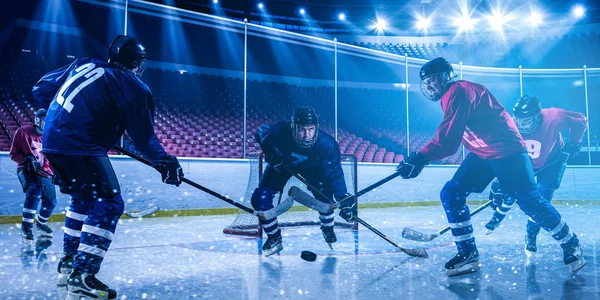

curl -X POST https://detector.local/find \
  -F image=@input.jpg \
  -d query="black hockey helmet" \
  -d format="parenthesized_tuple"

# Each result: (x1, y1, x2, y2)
(291, 106, 319, 148)
(108, 35, 146, 77)
(419, 57, 455, 101)
(34, 108, 46, 131)
(513, 95, 542, 134)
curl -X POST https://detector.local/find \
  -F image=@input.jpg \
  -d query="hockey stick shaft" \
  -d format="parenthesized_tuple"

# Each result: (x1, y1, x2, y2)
(112, 145, 269, 219)
(282, 167, 427, 258)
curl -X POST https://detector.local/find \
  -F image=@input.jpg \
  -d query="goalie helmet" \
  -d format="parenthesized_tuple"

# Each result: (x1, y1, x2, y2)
(108, 35, 146, 77)
(419, 57, 455, 101)
(34, 108, 46, 133)
(291, 106, 319, 148)
(513, 95, 542, 135)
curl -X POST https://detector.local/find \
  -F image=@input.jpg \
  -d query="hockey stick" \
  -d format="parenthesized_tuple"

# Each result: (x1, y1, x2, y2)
(402, 201, 492, 242)
(281, 167, 428, 258)
(289, 171, 403, 212)
(124, 206, 160, 218)
(402, 152, 571, 242)
(112, 145, 293, 220)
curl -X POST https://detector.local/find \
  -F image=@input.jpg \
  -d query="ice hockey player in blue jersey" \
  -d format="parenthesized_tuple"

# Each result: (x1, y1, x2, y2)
(252, 106, 357, 256)
(32, 35, 184, 300)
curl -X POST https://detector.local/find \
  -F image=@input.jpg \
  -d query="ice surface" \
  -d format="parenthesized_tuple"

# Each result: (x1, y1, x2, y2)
(0, 204, 598, 299)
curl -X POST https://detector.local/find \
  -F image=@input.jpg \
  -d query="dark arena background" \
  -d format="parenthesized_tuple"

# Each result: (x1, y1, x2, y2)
(1, 0, 600, 299)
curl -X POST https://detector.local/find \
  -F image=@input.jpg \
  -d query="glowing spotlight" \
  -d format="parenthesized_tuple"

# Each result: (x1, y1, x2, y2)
(372, 18, 388, 33)
(338, 13, 346, 21)
(258, 2, 264, 9)
(486, 10, 510, 32)
(572, 4, 585, 19)
(212, 0, 218, 3)
(415, 15, 431, 30)
(454, 15, 476, 32)
(528, 11, 543, 27)
(299, 8, 305, 15)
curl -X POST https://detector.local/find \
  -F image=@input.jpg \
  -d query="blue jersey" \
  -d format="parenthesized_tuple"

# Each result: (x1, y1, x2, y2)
(257, 121, 348, 197)
(32, 58, 167, 162)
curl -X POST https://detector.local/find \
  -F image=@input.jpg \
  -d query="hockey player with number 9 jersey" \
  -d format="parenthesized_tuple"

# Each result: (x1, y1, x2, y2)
(485, 96, 588, 256)
(32, 35, 183, 300)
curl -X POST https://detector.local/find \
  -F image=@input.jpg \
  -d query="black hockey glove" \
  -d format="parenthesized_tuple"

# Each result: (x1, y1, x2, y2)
(562, 141, 581, 158)
(254, 124, 283, 166)
(153, 155, 184, 187)
(337, 193, 357, 222)
(23, 156, 42, 173)
(488, 180, 505, 210)
(396, 152, 429, 179)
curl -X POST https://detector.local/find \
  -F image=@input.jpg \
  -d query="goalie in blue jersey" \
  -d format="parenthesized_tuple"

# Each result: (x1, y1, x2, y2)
(252, 106, 356, 256)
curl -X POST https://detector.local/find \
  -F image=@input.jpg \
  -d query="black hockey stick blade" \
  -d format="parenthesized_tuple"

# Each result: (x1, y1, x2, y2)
(124, 206, 160, 218)
(401, 227, 440, 242)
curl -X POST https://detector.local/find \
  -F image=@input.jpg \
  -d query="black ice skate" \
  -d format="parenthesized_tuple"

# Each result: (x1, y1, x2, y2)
(445, 251, 480, 277)
(262, 231, 283, 257)
(484, 216, 502, 235)
(525, 233, 538, 257)
(57, 255, 74, 288)
(561, 236, 586, 272)
(36, 222, 53, 238)
(320, 226, 336, 250)
(21, 226, 34, 246)
(66, 270, 117, 300)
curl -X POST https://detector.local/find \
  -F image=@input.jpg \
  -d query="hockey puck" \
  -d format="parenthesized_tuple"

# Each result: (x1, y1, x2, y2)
(300, 251, 317, 262)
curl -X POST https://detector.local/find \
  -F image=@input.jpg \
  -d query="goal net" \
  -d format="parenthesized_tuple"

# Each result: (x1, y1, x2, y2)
(223, 152, 358, 237)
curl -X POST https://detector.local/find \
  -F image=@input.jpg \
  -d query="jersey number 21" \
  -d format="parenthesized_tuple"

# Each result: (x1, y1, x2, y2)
(56, 63, 105, 113)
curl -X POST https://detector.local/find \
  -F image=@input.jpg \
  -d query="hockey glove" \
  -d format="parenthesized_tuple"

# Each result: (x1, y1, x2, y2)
(488, 180, 505, 210)
(396, 152, 429, 179)
(23, 156, 42, 173)
(153, 155, 184, 187)
(561, 141, 581, 158)
(337, 193, 357, 222)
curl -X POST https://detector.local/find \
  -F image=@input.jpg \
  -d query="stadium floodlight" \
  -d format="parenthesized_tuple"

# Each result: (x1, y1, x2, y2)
(415, 15, 431, 30)
(528, 11, 543, 27)
(338, 13, 346, 21)
(572, 4, 585, 19)
(373, 18, 388, 33)
(213, 0, 218, 3)
(486, 10, 509, 31)
(258, 2, 264, 9)
(299, 8, 305, 15)
(454, 15, 475, 32)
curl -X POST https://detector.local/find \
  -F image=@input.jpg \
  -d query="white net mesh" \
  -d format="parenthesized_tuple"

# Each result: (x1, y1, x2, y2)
(223, 152, 358, 237)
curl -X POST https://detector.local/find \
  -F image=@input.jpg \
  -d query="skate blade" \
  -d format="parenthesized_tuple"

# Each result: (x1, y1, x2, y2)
(568, 258, 586, 272)
(446, 262, 480, 277)
(525, 248, 537, 258)
(263, 244, 283, 257)
(66, 289, 111, 300)
(57, 273, 70, 287)
(327, 243, 333, 250)
(485, 229, 494, 235)
(21, 238, 33, 247)
(37, 231, 53, 238)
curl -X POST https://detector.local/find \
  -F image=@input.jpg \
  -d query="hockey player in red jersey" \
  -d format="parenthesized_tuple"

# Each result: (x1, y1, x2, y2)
(484, 95, 588, 256)
(395, 57, 585, 276)
(9, 109, 56, 245)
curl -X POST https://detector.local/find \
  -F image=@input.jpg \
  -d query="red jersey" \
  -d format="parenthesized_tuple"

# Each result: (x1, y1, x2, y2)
(419, 80, 525, 161)
(522, 108, 588, 170)
(9, 125, 53, 177)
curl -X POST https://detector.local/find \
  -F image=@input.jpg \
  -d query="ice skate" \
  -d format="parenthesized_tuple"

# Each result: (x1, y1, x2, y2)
(65, 270, 117, 300)
(21, 226, 34, 246)
(262, 231, 283, 257)
(562, 235, 586, 272)
(525, 233, 537, 257)
(445, 251, 480, 277)
(36, 222, 53, 238)
(320, 226, 336, 250)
